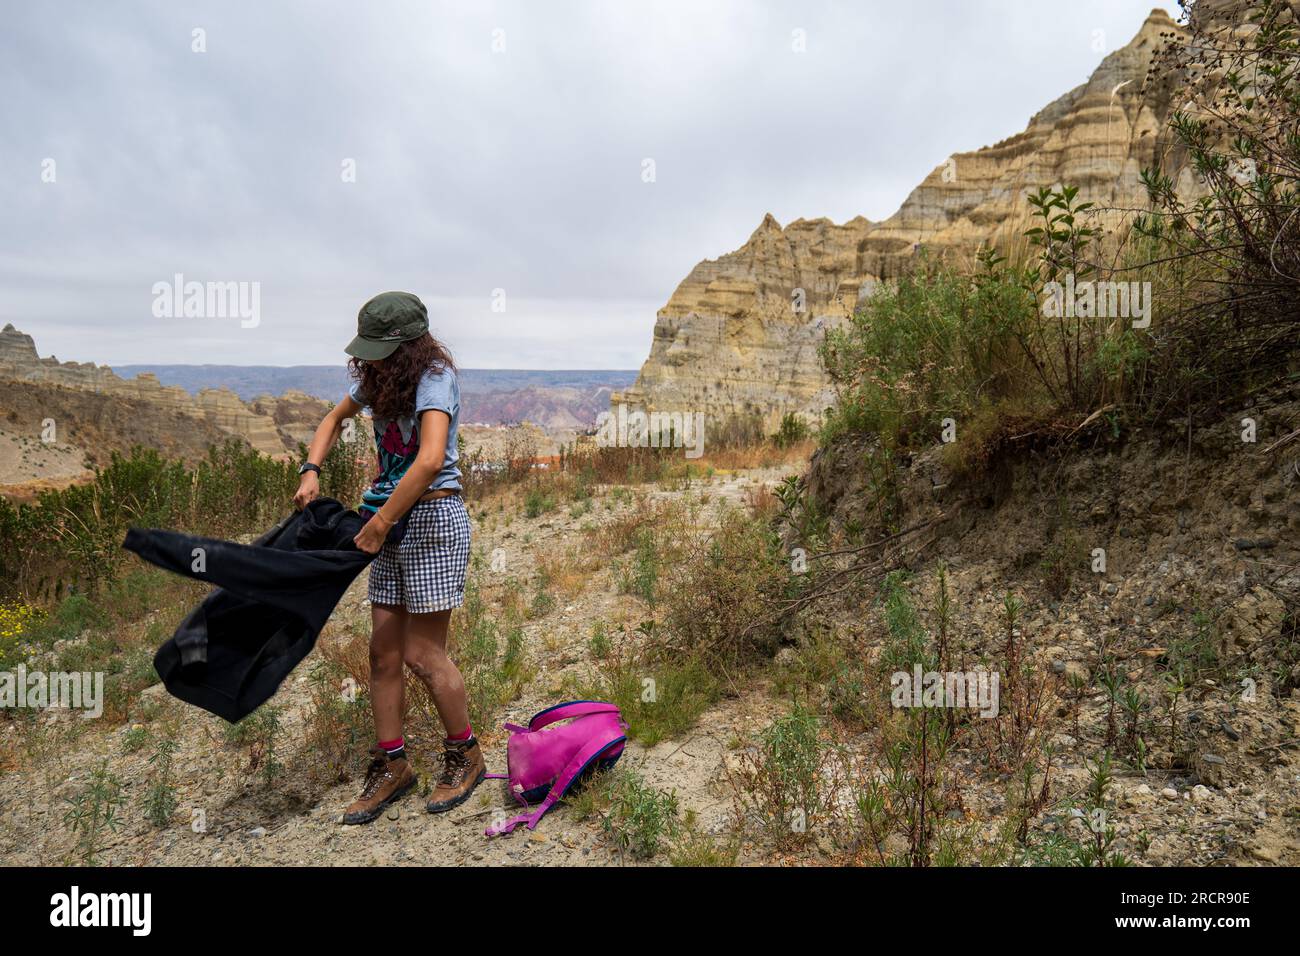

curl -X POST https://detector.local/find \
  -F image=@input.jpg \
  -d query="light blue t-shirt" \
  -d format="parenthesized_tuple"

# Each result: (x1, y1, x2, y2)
(348, 367, 462, 513)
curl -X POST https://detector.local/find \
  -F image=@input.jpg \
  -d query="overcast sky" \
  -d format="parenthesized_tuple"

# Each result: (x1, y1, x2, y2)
(1, 0, 1181, 370)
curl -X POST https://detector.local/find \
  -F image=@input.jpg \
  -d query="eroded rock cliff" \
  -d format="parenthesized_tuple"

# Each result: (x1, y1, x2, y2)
(616, 9, 1193, 433)
(0, 324, 326, 460)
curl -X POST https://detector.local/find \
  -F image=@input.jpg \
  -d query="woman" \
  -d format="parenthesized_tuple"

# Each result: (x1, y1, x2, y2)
(294, 291, 483, 825)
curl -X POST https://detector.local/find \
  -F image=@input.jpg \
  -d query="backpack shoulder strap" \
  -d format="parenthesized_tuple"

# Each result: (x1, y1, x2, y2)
(484, 729, 627, 837)
(528, 700, 620, 732)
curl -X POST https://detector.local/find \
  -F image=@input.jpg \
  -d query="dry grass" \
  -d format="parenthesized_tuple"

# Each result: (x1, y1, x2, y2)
(463, 439, 814, 517)
(696, 439, 816, 472)
(534, 543, 602, 601)
(584, 495, 665, 558)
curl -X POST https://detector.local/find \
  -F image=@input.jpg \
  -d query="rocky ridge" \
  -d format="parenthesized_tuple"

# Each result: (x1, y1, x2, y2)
(616, 9, 1195, 431)
(0, 324, 327, 463)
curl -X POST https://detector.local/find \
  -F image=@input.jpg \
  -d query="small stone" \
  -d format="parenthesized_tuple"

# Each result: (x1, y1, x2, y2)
(1123, 783, 1152, 808)
(1161, 788, 1178, 801)
(878, 833, 910, 858)
(248, 826, 267, 838)
(1191, 785, 1211, 803)
(1234, 539, 1276, 552)
(1063, 661, 1090, 683)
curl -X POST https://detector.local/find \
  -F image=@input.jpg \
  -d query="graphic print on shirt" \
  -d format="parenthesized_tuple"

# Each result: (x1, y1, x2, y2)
(362, 417, 421, 513)
(349, 367, 462, 513)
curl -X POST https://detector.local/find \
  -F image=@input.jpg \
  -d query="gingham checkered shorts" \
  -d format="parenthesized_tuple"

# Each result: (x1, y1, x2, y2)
(367, 495, 471, 613)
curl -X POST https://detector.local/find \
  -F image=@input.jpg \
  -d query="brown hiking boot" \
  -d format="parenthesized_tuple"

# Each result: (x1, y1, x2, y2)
(426, 736, 486, 813)
(342, 746, 418, 825)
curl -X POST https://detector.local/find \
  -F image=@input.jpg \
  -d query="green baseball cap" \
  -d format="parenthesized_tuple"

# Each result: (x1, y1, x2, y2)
(344, 291, 430, 360)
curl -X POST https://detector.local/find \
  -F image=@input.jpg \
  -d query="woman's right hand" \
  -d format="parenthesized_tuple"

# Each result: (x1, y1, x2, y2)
(293, 472, 320, 510)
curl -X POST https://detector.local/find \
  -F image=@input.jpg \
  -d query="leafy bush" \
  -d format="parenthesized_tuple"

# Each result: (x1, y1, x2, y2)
(601, 768, 680, 860)
(820, 247, 1049, 448)
(1136, 0, 1300, 415)
(728, 702, 831, 849)
(820, 5, 1300, 470)
(451, 581, 530, 734)
(771, 412, 811, 448)
(62, 761, 125, 865)
(660, 506, 795, 673)
(0, 433, 366, 604)
(569, 642, 719, 747)
(142, 734, 180, 827)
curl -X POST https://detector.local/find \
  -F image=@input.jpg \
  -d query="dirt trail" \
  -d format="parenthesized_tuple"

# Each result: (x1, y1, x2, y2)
(0, 466, 793, 867)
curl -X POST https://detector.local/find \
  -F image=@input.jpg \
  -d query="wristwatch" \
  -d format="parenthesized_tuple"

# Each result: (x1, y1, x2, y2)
(298, 462, 321, 476)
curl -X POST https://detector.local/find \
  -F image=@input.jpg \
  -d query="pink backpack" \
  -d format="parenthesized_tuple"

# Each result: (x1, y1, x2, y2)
(483, 700, 627, 837)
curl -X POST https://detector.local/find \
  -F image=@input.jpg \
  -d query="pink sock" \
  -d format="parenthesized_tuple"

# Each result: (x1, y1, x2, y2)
(446, 725, 472, 742)
(378, 737, 404, 753)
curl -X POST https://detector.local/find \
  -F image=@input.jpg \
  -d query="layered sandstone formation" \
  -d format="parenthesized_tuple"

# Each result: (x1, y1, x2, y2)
(250, 390, 335, 449)
(616, 8, 1195, 432)
(0, 324, 325, 459)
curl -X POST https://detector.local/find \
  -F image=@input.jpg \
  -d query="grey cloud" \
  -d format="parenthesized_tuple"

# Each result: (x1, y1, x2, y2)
(0, 0, 1180, 366)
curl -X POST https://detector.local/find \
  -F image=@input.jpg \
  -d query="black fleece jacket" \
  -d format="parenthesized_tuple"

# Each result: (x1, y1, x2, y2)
(122, 497, 404, 723)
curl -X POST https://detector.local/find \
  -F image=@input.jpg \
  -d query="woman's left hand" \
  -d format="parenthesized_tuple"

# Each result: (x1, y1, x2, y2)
(354, 512, 393, 554)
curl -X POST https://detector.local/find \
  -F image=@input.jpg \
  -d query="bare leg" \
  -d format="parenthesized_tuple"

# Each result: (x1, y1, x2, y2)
(403, 608, 470, 736)
(369, 603, 407, 742)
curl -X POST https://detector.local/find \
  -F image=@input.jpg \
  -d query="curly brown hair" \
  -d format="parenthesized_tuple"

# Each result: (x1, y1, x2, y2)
(348, 333, 456, 421)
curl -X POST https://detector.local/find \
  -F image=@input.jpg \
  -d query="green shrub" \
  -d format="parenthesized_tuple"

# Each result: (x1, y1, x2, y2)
(771, 413, 810, 448)
(142, 735, 180, 828)
(62, 760, 125, 865)
(601, 768, 680, 860)
(729, 702, 828, 848)
(225, 703, 286, 785)
(454, 581, 530, 733)
(523, 485, 556, 519)
(1135, 0, 1300, 413)
(617, 527, 660, 606)
(574, 648, 719, 748)
(660, 507, 794, 673)
(1, 432, 366, 605)
(820, 251, 1041, 452)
